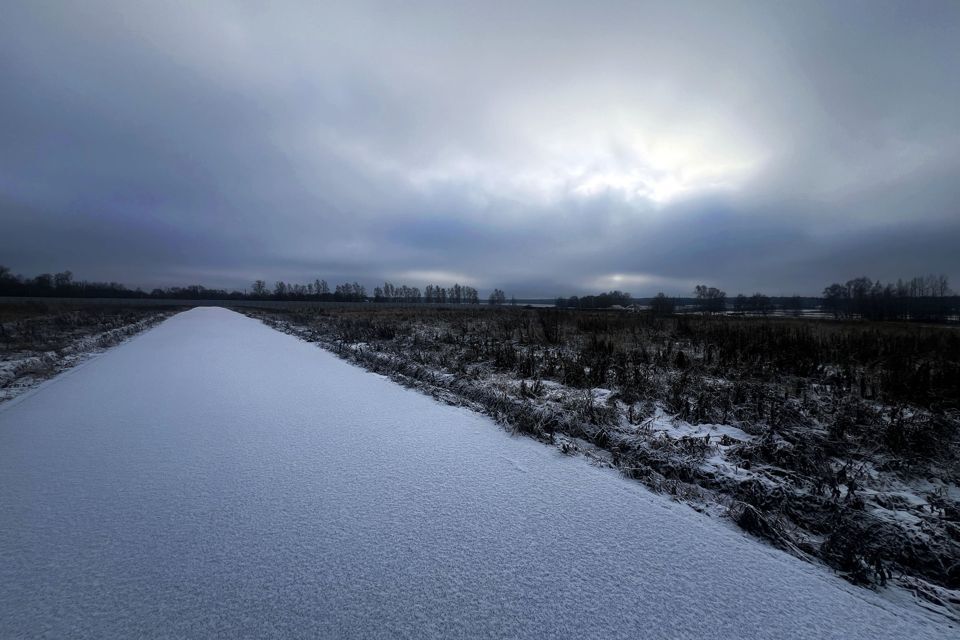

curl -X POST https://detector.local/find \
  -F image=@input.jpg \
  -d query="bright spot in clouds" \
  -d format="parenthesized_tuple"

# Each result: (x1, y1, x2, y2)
(395, 270, 479, 286)
(406, 115, 762, 206)
(588, 273, 698, 292)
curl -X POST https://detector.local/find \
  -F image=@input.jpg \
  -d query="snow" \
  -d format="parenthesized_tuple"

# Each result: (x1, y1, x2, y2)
(644, 407, 753, 442)
(0, 307, 952, 639)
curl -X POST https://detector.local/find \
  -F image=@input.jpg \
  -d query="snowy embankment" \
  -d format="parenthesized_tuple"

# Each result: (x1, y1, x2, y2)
(0, 308, 172, 403)
(0, 307, 953, 638)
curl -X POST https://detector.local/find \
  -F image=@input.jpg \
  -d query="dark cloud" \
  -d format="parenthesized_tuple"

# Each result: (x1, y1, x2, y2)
(2, 1, 958, 296)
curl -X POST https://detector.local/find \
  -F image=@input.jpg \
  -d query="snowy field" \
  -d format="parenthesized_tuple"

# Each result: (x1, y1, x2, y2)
(0, 307, 953, 639)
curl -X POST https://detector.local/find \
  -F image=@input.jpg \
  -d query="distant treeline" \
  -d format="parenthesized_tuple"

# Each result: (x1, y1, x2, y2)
(257, 279, 492, 304)
(2, 265, 956, 321)
(0, 267, 505, 305)
(0, 267, 150, 299)
(822, 275, 957, 321)
(554, 275, 959, 322)
(556, 287, 732, 314)
(555, 290, 633, 310)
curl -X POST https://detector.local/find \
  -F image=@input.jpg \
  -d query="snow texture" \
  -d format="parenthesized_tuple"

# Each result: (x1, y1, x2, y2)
(0, 307, 953, 639)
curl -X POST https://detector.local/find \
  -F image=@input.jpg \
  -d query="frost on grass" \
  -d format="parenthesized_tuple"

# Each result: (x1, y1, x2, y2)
(245, 305, 960, 622)
(0, 302, 173, 403)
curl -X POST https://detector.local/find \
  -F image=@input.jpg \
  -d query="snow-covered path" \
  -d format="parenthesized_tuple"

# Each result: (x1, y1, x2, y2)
(0, 308, 950, 639)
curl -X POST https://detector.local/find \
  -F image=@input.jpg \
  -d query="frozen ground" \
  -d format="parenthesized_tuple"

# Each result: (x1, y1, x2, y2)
(0, 307, 953, 639)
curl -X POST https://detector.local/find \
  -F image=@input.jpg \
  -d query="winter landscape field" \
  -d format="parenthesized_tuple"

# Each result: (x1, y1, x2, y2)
(4, 1, 960, 637)
(245, 304, 960, 615)
(0, 307, 955, 638)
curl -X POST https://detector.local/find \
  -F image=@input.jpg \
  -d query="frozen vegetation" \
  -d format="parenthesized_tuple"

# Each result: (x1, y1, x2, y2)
(0, 302, 173, 403)
(0, 307, 953, 638)
(246, 305, 960, 622)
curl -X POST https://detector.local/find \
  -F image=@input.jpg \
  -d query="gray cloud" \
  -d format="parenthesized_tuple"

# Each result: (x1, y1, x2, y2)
(2, 1, 959, 296)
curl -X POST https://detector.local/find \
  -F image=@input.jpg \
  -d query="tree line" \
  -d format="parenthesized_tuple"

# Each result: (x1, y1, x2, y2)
(253, 279, 370, 302)
(0, 267, 149, 299)
(373, 282, 480, 304)
(822, 274, 956, 321)
(266, 280, 490, 304)
(553, 275, 958, 323)
(555, 290, 633, 310)
(2, 264, 956, 321)
(0, 266, 502, 304)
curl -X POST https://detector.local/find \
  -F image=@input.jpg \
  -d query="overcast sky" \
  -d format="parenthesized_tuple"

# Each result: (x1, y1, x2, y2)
(2, 1, 959, 296)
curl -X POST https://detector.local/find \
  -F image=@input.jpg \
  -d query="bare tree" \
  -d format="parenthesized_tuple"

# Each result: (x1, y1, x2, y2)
(488, 289, 507, 305)
(695, 285, 726, 313)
